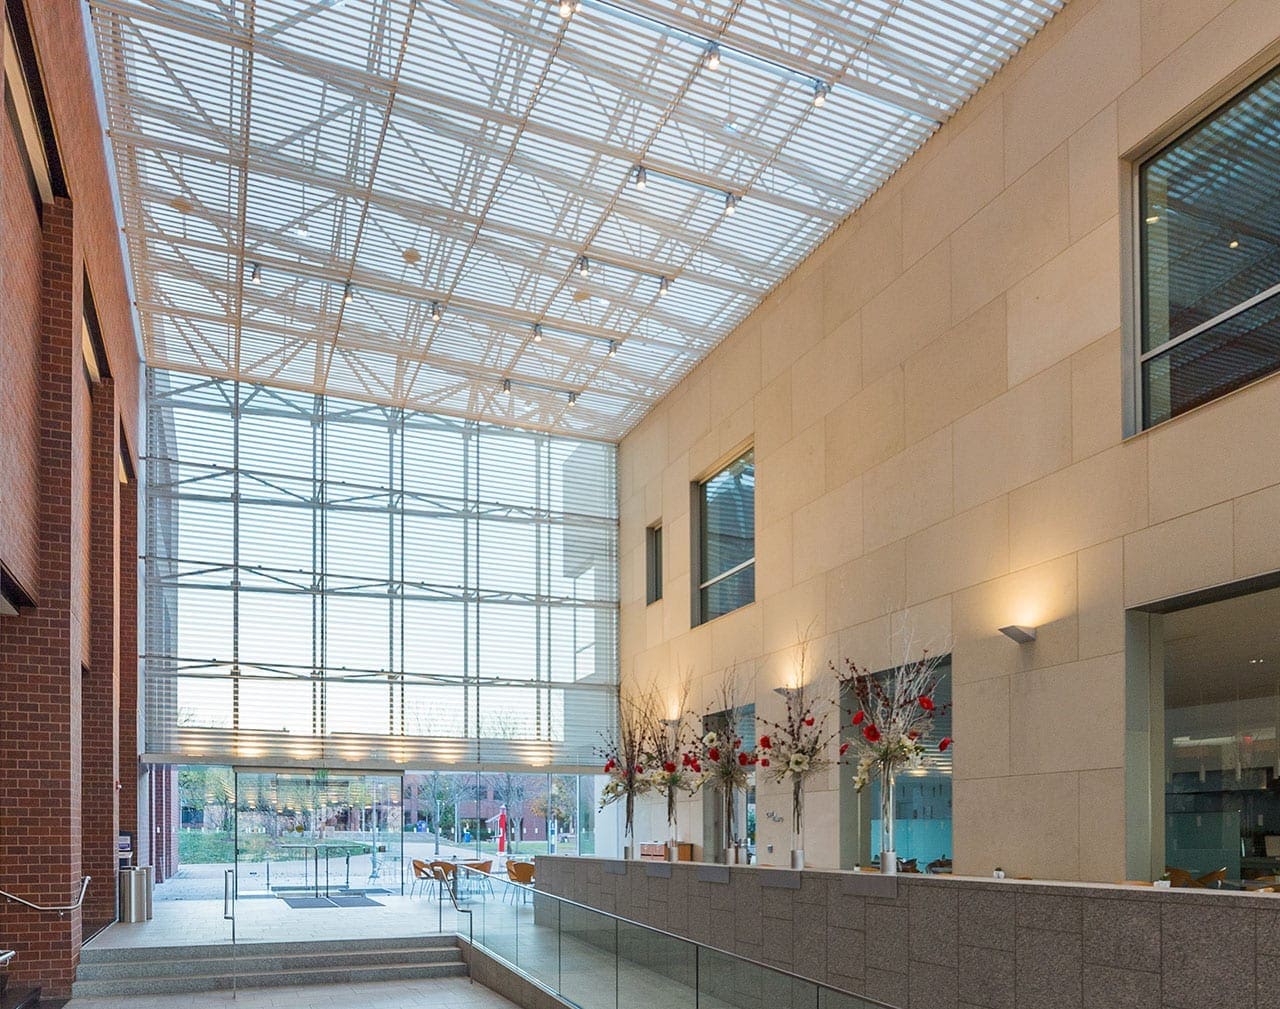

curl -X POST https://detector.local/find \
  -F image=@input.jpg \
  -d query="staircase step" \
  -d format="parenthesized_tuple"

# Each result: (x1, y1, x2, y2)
(71, 959, 468, 997)
(79, 932, 456, 963)
(76, 944, 460, 979)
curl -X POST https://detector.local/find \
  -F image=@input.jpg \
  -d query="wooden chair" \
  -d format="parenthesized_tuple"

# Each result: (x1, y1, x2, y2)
(409, 858, 432, 897)
(506, 860, 536, 903)
(460, 859, 495, 896)
(1196, 867, 1228, 888)
(1164, 867, 1196, 888)
(428, 860, 457, 900)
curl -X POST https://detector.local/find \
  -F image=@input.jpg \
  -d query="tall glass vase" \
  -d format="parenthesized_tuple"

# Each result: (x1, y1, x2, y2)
(623, 788, 636, 860)
(722, 785, 737, 864)
(879, 761, 897, 875)
(790, 776, 805, 869)
(667, 787, 680, 862)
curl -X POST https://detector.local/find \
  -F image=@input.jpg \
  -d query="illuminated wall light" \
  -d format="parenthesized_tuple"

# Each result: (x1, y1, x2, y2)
(998, 624, 1037, 644)
(430, 300, 442, 322)
(812, 80, 830, 107)
(703, 44, 721, 71)
(724, 192, 739, 216)
(532, 322, 543, 343)
(632, 165, 647, 190)
(249, 262, 261, 285)
(576, 254, 591, 277)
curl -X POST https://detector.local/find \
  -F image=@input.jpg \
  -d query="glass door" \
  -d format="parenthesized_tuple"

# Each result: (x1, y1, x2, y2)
(232, 769, 404, 943)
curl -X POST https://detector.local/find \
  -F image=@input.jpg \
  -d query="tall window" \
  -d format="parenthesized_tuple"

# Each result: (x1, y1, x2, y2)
(143, 370, 618, 768)
(645, 523, 663, 605)
(694, 449, 755, 625)
(1138, 65, 1280, 427)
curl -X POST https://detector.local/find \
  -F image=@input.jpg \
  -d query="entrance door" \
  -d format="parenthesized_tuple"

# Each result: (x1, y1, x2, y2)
(232, 769, 404, 943)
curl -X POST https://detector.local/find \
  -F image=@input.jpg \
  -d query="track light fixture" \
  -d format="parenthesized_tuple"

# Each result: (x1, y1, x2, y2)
(567, 391, 579, 406)
(703, 44, 721, 71)
(724, 192, 739, 216)
(250, 262, 261, 285)
(631, 165, 647, 190)
(576, 255, 591, 277)
(812, 80, 830, 107)
(502, 378, 512, 393)
(658, 276, 671, 297)
(557, 0, 580, 18)
(532, 323, 543, 343)
(430, 300, 442, 322)
(343, 281, 353, 304)
(607, 340, 618, 357)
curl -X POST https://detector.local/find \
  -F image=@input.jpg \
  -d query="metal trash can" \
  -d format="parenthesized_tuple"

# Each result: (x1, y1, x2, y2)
(119, 868, 146, 923)
(140, 865, 154, 921)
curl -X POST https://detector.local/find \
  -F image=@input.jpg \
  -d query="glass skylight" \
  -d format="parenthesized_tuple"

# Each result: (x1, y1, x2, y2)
(91, 0, 1061, 440)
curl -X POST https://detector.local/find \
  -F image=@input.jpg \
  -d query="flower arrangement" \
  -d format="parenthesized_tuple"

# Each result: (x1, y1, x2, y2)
(598, 690, 657, 853)
(835, 646, 951, 872)
(643, 689, 702, 855)
(694, 673, 757, 861)
(755, 642, 838, 866)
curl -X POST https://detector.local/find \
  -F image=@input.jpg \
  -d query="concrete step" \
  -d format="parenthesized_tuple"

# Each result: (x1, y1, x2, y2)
(75, 944, 461, 980)
(78, 932, 456, 963)
(71, 959, 468, 998)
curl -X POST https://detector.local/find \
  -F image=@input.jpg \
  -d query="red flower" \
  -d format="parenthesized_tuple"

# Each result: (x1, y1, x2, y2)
(803, 715, 815, 726)
(852, 711, 865, 726)
(918, 696, 935, 711)
(733, 738, 741, 749)
(839, 742, 850, 756)
(739, 752, 750, 766)
(908, 730, 920, 741)
(663, 761, 677, 774)
(939, 737, 952, 752)
(863, 724, 881, 743)
(759, 758, 770, 768)
(708, 747, 720, 762)
(603, 760, 614, 773)
(691, 762, 701, 773)
(759, 735, 772, 749)
(635, 765, 644, 774)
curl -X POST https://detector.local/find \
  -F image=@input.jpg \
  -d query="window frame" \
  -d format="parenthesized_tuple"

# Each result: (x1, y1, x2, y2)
(1128, 58, 1280, 434)
(690, 447, 755, 627)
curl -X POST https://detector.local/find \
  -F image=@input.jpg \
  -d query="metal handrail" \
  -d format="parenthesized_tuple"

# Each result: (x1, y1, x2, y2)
(455, 865, 894, 1009)
(0, 950, 15, 968)
(434, 865, 474, 967)
(0, 876, 90, 917)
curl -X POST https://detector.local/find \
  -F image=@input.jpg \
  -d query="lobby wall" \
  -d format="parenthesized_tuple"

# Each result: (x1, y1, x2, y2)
(0, 0, 141, 995)
(617, 0, 1280, 880)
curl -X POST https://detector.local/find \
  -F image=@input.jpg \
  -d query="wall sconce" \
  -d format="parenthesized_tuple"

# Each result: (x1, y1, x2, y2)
(998, 624, 1037, 644)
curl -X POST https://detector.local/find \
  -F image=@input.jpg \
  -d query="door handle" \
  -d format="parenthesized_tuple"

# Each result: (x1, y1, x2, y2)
(224, 868, 234, 921)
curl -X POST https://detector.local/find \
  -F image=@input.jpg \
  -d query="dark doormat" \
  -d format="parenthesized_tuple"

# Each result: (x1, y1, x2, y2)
(281, 896, 336, 909)
(329, 895, 384, 908)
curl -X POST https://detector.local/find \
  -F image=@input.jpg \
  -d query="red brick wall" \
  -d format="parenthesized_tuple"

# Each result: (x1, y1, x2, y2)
(0, 109, 45, 594)
(119, 475, 139, 845)
(0, 199, 85, 998)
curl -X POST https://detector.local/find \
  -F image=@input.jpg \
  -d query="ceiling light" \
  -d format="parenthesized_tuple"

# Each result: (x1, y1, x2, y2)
(658, 276, 670, 297)
(812, 81, 829, 107)
(724, 192, 738, 216)
(502, 378, 512, 393)
(576, 255, 590, 277)
(998, 624, 1037, 644)
(557, 0, 580, 18)
(1145, 214, 1160, 224)
(607, 340, 618, 358)
(250, 262, 261, 285)
(567, 391, 578, 407)
(430, 300, 442, 322)
(532, 323, 543, 343)
(343, 281, 353, 305)
(295, 222, 308, 238)
(1229, 238, 1240, 249)
(632, 165, 647, 190)
(704, 44, 721, 71)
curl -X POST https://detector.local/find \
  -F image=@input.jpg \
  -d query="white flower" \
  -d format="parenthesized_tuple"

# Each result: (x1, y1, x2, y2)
(702, 731, 718, 747)
(788, 752, 811, 774)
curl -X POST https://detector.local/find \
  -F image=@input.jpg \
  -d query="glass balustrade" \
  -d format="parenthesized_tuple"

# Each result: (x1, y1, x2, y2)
(455, 866, 888, 1009)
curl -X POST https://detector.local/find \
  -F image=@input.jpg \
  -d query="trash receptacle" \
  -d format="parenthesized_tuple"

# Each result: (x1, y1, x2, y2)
(140, 865, 154, 921)
(119, 868, 146, 923)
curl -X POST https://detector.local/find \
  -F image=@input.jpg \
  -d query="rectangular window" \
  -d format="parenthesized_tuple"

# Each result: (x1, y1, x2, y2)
(694, 448, 755, 625)
(1138, 65, 1280, 428)
(645, 523, 663, 604)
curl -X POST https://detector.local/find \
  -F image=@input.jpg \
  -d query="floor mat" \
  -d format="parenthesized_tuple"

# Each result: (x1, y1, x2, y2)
(328, 895, 384, 907)
(280, 896, 336, 909)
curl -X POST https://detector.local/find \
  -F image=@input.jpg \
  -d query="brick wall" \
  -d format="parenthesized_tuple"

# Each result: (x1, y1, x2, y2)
(0, 105, 45, 594)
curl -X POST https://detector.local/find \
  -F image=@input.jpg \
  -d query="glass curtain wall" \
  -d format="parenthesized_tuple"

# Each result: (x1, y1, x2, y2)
(143, 369, 618, 769)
